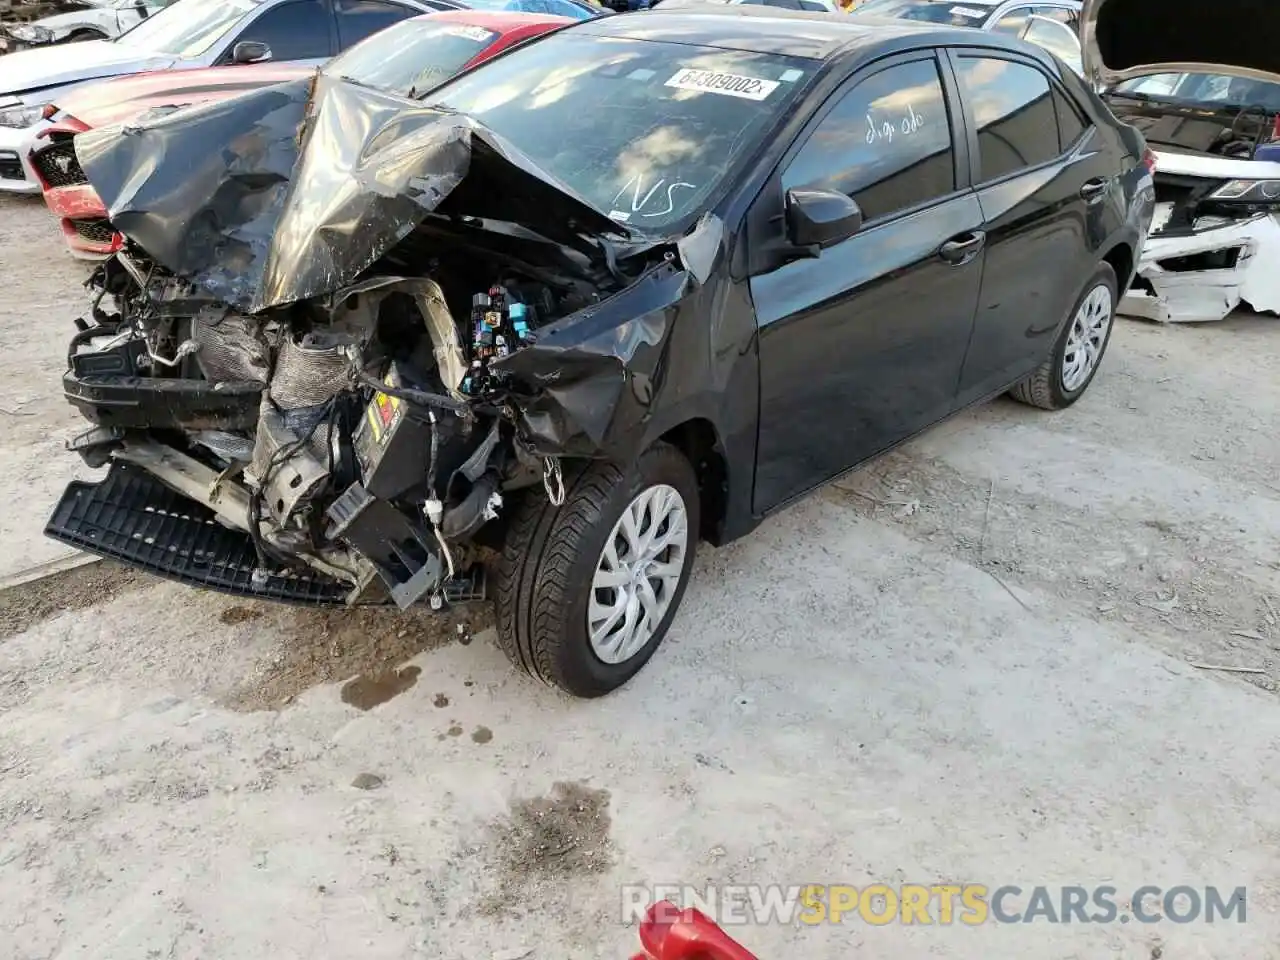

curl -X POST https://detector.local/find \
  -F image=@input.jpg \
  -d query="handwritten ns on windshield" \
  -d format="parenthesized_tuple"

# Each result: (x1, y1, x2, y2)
(866, 103, 927, 145)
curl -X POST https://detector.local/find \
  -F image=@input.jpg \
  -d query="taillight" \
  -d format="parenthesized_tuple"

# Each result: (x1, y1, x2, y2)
(1271, 114, 1280, 142)
(1141, 148, 1157, 174)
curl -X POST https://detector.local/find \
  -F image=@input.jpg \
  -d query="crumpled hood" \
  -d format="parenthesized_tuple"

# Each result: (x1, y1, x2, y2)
(0, 39, 175, 98)
(1082, 0, 1280, 87)
(74, 71, 637, 314)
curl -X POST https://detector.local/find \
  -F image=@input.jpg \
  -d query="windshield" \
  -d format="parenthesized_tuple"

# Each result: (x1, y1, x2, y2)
(854, 0, 994, 25)
(114, 0, 258, 59)
(426, 34, 815, 232)
(1115, 73, 1280, 113)
(327, 19, 497, 96)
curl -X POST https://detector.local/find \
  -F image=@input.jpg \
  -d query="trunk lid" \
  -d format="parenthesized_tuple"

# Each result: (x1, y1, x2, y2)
(1081, 0, 1280, 88)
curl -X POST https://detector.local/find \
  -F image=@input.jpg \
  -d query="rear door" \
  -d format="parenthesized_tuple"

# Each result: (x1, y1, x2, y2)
(749, 52, 985, 511)
(948, 46, 1114, 403)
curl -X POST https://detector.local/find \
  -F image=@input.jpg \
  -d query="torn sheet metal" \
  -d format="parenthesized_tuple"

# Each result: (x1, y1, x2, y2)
(1121, 209, 1280, 322)
(487, 215, 722, 461)
(326, 275, 468, 396)
(73, 72, 635, 314)
(491, 265, 688, 457)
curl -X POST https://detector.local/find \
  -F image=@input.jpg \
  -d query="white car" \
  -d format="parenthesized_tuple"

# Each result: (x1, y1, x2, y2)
(1, 0, 171, 51)
(0, 0, 451, 193)
(854, 0, 1084, 74)
(1083, 0, 1280, 321)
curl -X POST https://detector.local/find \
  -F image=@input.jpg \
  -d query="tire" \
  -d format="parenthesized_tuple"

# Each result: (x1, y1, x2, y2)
(66, 30, 108, 42)
(493, 442, 700, 698)
(1009, 262, 1119, 411)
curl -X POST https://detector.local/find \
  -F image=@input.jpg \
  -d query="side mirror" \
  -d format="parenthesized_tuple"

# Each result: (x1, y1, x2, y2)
(785, 187, 863, 250)
(232, 40, 271, 64)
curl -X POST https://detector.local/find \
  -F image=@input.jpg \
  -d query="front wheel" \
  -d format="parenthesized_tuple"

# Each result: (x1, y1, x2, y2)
(65, 30, 109, 42)
(493, 442, 699, 697)
(1009, 262, 1118, 410)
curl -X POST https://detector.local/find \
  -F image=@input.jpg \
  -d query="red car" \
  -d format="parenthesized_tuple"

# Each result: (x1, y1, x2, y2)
(29, 10, 571, 258)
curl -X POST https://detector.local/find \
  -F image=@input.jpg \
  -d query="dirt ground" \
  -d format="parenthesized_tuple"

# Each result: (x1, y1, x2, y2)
(2, 191, 1280, 959)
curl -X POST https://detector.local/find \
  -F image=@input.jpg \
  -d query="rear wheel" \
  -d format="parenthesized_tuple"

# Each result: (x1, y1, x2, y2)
(493, 442, 699, 698)
(1009, 262, 1118, 410)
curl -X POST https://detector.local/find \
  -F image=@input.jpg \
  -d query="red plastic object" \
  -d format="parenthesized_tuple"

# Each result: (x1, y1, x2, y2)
(631, 902, 760, 960)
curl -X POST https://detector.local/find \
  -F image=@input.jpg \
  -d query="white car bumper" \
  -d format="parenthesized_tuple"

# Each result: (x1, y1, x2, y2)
(1121, 202, 1280, 323)
(0, 122, 45, 194)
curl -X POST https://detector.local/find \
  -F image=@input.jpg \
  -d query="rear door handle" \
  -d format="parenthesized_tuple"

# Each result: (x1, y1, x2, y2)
(1080, 177, 1110, 202)
(938, 230, 986, 265)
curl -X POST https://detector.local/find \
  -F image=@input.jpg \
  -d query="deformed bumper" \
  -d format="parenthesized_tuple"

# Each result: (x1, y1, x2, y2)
(1121, 212, 1280, 323)
(50, 188, 120, 258)
(45, 459, 485, 606)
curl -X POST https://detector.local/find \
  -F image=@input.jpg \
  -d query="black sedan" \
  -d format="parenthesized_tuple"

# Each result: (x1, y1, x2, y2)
(53, 4, 1154, 697)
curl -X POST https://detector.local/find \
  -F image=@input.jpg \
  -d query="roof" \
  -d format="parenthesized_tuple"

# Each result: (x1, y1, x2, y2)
(573, 4, 1000, 60)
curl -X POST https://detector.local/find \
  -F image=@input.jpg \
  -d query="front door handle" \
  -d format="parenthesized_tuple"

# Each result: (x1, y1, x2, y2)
(938, 230, 986, 265)
(1080, 177, 1110, 202)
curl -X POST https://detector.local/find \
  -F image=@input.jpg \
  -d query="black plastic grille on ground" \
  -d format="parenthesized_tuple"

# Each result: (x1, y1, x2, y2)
(69, 218, 115, 245)
(32, 138, 86, 187)
(44, 461, 351, 605)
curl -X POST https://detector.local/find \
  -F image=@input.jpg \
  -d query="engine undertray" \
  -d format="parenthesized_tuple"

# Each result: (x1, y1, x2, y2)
(45, 462, 486, 607)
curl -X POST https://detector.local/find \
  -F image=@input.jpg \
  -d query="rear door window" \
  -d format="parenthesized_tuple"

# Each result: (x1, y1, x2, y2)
(782, 57, 956, 223)
(1022, 15, 1081, 73)
(229, 0, 334, 60)
(990, 6, 1032, 35)
(334, 0, 420, 49)
(1030, 4, 1079, 28)
(954, 55, 1060, 181)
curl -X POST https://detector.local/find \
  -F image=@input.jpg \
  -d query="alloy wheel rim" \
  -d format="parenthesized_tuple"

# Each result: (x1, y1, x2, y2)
(588, 483, 689, 665)
(1061, 284, 1114, 393)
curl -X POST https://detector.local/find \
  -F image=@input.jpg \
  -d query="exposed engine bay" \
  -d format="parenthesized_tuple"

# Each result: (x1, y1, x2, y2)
(62, 236, 629, 607)
(62, 235, 627, 604)
(1105, 86, 1280, 323)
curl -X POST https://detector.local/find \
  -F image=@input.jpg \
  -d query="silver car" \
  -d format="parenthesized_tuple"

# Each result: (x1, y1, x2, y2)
(853, 0, 1082, 72)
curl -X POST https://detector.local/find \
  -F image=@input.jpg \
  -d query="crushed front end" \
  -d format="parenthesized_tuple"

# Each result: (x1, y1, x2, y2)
(51, 255, 568, 607)
(1122, 155, 1280, 323)
(45, 72, 702, 610)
